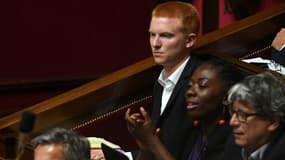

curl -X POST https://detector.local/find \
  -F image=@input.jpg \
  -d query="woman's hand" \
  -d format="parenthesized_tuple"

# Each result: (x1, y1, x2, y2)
(125, 107, 158, 150)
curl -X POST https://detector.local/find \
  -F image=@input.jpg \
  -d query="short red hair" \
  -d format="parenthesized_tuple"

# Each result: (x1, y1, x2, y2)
(152, 1, 200, 34)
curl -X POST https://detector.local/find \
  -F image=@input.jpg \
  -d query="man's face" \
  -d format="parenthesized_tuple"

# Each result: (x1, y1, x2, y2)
(229, 101, 277, 152)
(34, 144, 65, 160)
(149, 17, 195, 69)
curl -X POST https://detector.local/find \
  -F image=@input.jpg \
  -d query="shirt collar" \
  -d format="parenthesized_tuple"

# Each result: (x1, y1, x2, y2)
(280, 44, 285, 51)
(158, 56, 190, 87)
(241, 143, 269, 160)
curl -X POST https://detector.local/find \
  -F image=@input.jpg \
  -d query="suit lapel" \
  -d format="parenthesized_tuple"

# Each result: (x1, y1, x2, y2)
(151, 82, 163, 125)
(156, 56, 200, 126)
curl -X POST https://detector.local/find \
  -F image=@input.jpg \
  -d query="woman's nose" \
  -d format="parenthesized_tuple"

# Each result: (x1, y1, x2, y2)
(185, 87, 196, 98)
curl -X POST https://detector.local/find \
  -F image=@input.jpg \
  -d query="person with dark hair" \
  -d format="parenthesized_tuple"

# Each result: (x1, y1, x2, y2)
(126, 59, 244, 160)
(32, 127, 90, 160)
(225, 72, 285, 160)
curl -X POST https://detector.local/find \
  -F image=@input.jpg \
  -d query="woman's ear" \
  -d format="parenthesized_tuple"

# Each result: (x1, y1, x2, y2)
(186, 33, 197, 48)
(222, 96, 229, 106)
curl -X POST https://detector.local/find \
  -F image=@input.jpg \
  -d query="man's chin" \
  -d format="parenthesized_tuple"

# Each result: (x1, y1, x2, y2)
(234, 138, 246, 147)
(153, 59, 165, 65)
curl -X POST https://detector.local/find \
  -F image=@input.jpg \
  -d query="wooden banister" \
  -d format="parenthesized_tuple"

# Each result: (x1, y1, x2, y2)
(0, 3, 285, 159)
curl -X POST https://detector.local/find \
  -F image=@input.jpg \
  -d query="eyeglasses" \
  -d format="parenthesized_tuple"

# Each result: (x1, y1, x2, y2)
(228, 107, 259, 122)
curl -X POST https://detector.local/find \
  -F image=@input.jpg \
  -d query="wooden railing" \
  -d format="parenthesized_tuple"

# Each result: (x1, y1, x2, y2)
(0, 2, 284, 159)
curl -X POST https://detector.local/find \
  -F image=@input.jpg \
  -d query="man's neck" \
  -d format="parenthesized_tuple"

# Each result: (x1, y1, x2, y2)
(163, 56, 189, 77)
(245, 131, 277, 154)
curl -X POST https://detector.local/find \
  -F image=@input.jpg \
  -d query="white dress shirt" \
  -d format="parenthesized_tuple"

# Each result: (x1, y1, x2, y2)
(157, 57, 190, 115)
(280, 44, 285, 51)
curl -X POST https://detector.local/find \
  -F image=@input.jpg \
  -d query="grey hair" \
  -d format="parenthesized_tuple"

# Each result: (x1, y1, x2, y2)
(32, 127, 90, 160)
(227, 72, 285, 122)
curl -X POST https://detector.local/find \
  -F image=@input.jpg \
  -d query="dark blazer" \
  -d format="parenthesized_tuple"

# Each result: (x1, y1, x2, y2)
(223, 128, 285, 160)
(180, 123, 233, 160)
(271, 48, 285, 66)
(263, 129, 285, 160)
(151, 55, 203, 159)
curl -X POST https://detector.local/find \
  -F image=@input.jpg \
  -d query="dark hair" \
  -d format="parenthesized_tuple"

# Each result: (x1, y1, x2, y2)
(203, 58, 245, 94)
(32, 127, 90, 160)
(228, 72, 285, 122)
(192, 58, 245, 121)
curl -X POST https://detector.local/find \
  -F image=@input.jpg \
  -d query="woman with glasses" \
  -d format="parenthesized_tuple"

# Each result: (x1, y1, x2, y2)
(125, 58, 244, 160)
(225, 72, 285, 160)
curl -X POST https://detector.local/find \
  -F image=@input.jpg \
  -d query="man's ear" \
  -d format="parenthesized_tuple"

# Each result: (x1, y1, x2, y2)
(186, 33, 197, 48)
(268, 116, 281, 132)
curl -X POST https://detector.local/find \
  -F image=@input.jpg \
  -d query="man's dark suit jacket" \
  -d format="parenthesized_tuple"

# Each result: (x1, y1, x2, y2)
(271, 48, 285, 66)
(151, 55, 203, 159)
(262, 128, 285, 160)
(223, 127, 285, 160)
